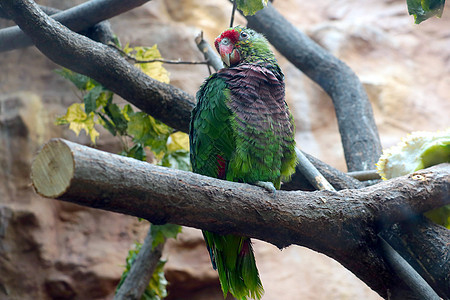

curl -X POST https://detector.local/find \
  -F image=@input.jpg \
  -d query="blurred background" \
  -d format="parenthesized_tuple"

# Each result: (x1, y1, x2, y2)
(0, 0, 449, 299)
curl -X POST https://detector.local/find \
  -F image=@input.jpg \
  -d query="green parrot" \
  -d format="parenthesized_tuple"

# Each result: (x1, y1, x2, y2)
(189, 26, 297, 300)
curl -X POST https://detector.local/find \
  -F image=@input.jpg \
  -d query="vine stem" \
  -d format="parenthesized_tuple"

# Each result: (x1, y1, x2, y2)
(108, 42, 209, 65)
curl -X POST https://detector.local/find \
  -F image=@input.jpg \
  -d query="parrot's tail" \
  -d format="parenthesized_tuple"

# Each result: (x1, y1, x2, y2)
(202, 231, 264, 300)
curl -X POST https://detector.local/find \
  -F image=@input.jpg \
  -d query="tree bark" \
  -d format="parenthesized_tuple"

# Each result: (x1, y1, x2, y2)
(30, 138, 450, 299)
(0, 0, 149, 52)
(245, 3, 382, 172)
(114, 229, 165, 300)
(383, 217, 450, 299)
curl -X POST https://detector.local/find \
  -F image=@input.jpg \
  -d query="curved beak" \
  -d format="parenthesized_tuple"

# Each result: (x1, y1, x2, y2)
(218, 43, 240, 67)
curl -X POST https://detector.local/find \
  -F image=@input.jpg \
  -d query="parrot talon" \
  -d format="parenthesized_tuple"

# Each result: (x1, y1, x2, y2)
(254, 181, 276, 193)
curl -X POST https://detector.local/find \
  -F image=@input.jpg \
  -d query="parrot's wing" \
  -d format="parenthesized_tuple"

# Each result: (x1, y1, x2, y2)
(190, 74, 235, 178)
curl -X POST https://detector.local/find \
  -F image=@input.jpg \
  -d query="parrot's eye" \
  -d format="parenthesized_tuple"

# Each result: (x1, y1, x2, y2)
(240, 31, 248, 39)
(221, 38, 230, 45)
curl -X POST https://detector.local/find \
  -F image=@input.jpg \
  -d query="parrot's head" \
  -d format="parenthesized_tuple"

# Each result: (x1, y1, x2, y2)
(214, 26, 274, 67)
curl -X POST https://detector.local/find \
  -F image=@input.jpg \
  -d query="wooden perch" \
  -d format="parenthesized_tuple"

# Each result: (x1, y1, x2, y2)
(31, 139, 450, 299)
(0, 0, 149, 52)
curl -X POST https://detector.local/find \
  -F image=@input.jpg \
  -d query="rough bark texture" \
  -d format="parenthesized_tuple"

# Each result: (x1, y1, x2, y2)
(383, 217, 450, 299)
(1, 0, 195, 133)
(0, 0, 149, 52)
(114, 230, 165, 300)
(31, 139, 450, 299)
(245, 3, 382, 172)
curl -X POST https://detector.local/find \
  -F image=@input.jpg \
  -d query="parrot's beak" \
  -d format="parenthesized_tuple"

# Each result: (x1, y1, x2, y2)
(219, 43, 240, 67)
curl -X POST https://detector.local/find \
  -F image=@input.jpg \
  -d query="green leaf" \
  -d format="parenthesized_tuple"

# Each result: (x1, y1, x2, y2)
(127, 112, 172, 154)
(122, 104, 134, 121)
(97, 90, 113, 109)
(55, 68, 91, 90)
(122, 143, 147, 161)
(161, 150, 191, 171)
(104, 103, 129, 135)
(145, 259, 168, 299)
(97, 112, 117, 136)
(407, 0, 445, 23)
(150, 224, 182, 250)
(425, 205, 450, 229)
(84, 85, 104, 114)
(236, 0, 268, 16)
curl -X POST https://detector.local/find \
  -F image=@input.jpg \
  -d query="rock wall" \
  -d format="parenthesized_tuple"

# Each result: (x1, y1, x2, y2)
(1, 0, 449, 299)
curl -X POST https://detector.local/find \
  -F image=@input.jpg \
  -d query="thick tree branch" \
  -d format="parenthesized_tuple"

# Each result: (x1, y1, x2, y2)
(245, 3, 382, 172)
(1, 0, 195, 133)
(30, 139, 450, 299)
(383, 217, 450, 299)
(0, 0, 149, 52)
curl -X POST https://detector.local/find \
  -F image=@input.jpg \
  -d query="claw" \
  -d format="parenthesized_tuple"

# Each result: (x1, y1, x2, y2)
(254, 181, 276, 193)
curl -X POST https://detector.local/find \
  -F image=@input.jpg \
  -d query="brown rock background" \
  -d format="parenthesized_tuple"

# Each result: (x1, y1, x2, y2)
(1, 0, 449, 299)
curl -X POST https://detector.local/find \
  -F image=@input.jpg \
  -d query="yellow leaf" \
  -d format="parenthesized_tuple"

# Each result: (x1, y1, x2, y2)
(59, 103, 99, 144)
(167, 131, 190, 152)
(132, 45, 170, 83)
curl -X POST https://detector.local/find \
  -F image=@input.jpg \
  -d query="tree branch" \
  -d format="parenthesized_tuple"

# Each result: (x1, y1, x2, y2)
(30, 138, 450, 299)
(1, 0, 195, 133)
(245, 3, 382, 172)
(382, 217, 450, 299)
(114, 229, 165, 300)
(0, 0, 150, 52)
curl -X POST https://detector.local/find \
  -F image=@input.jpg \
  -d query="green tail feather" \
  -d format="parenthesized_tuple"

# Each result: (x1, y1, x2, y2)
(203, 231, 264, 300)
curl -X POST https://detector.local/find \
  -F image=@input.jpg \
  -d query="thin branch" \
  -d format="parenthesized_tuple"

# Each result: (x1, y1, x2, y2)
(114, 229, 165, 300)
(230, 0, 237, 27)
(295, 148, 335, 191)
(382, 217, 450, 299)
(378, 235, 441, 300)
(30, 138, 450, 299)
(195, 31, 224, 72)
(134, 58, 209, 65)
(0, 4, 59, 19)
(347, 170, 381, 181)
(0, 0, 150, 52)
(108, 43, 209, 65)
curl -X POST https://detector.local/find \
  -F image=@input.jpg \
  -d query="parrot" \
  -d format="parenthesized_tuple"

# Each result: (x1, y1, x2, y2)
(189, 25, 297, 300)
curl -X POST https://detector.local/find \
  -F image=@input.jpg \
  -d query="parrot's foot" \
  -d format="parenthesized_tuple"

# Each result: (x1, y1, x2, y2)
(254, 181, 276, 193)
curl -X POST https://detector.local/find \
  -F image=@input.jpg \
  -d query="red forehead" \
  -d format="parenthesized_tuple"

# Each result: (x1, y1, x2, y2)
(214, 29, 240, 50)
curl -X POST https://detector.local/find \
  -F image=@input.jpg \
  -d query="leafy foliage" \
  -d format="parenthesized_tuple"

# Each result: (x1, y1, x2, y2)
(57, 43, 190, 299)
(236, 0, 268, 16)
(150, 224, 183, 250)
(116, 243, 168, 300)
(407, 0, 445, 23)
(124, 44, 170, 84)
